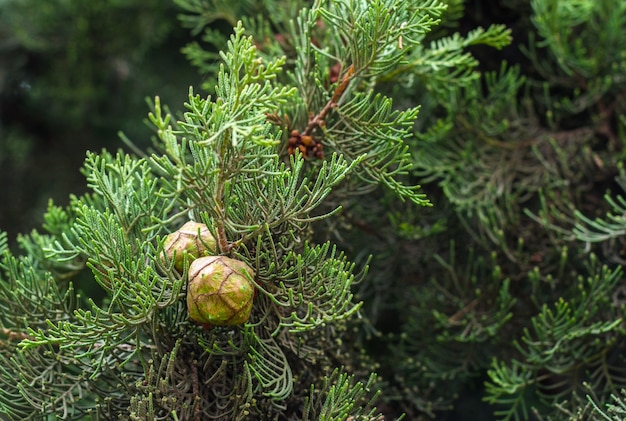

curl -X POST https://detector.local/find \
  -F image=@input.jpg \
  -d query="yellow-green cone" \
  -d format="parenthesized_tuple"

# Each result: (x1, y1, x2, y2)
(187, 256, 255, 326)
(162, 221, 216, 272)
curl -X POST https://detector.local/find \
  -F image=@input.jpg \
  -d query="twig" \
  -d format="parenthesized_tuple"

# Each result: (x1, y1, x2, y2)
(0, 327, 32, 342)
(302, 64, 355, 136)
(447, 299, 479, 324)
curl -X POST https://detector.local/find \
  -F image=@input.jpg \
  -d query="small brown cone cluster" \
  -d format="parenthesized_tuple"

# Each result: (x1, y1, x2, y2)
(187, 256, 255, 326)
(162, 221, 216, 272)
(287, 130, 324, 159)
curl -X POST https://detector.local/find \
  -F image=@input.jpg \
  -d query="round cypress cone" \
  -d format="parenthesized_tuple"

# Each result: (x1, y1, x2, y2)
(162, 221, 216, 272)
(187, 256, 255, 326)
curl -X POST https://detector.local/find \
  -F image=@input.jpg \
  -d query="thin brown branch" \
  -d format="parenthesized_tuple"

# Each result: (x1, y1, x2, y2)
(0, 327, 32, 344)
(303, 64, 355, 136)
(447, 299, 479, 324)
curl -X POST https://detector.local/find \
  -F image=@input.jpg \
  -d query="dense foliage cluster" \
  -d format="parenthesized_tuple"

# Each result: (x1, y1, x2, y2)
(1, 0, 626, 420)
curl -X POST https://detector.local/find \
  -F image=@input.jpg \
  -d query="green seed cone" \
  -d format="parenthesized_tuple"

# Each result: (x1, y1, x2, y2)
(162, 221, 216, 272)
(187, 256, 255, 326)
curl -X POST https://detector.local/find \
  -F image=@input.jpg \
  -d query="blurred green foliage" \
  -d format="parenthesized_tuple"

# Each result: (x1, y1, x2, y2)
(0, 0, 199, 240)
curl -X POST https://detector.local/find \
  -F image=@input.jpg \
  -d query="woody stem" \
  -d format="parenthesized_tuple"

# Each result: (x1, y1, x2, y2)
(302, 64, 355, 136)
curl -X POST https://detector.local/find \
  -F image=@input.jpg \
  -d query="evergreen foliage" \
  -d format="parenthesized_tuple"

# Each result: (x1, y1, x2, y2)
(375, 0, 626, 419)
(1, 0, 478, 418)
(2, 0, 626, 420)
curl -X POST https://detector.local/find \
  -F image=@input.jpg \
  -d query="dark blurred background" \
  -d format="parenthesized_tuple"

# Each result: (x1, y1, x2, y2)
(0, 0, 200, 243)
